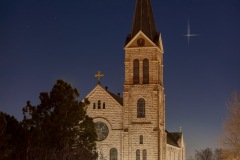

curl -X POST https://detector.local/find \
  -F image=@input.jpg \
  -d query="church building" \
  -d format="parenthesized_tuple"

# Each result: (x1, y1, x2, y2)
(85, 0, 186, 159)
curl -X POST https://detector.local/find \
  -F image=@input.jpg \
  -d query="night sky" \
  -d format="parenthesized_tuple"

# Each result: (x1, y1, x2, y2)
(1, 0, 240, 158)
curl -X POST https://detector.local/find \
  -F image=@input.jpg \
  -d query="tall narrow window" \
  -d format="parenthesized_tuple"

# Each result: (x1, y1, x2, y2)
(136, 149, 140, 160)
(143, 58, 149, 84)
(137, 98, 145, 118)
(143, 149, 147, 160)
(98, 100, 101, 109)
(93, 103, 96, 109)
(133, 59, 139, 84)
(140, 135, 143, 144)
(103, 102, 106, 109)
(110, 148, 118, 160)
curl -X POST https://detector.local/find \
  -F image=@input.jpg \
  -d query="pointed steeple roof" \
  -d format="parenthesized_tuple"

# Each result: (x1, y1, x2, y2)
(126, 0, 158, 44)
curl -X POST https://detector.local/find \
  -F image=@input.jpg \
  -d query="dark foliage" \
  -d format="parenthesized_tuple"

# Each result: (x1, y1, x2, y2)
(22, 80, 97, 160)
(0, 80, 97, 160)
(0, 112, 27, 160)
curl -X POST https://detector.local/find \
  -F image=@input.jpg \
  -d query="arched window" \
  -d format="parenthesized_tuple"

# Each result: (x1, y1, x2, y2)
(136, 149, 140, 160)
(140, 135, 143, 144)
(103, 102, 106, 109)
(143, 149, 147, 160)
(93, 103, 96, 109)
(137, 98, 145, 118)
(110, 148, 118, 160)
(133, 59, 139, 84)
(98, 100, 101, 109)
(143, 58, 149, 84)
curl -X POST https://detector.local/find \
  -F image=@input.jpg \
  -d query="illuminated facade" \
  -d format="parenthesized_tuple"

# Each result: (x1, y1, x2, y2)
(85, 0, 185, 159)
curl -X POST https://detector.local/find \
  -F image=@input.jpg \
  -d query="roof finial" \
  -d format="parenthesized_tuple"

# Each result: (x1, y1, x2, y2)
(94, 71, 104, 85)
(180, 126, 182, 132)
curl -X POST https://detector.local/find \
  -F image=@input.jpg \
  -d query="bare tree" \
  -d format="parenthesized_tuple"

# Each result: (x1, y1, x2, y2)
(195, 148, 213, 160)
(213, 149, 224, 160)
(220, 91, 240, 160)
(188, 156, 195, 160)
(188, 148, 224, 160)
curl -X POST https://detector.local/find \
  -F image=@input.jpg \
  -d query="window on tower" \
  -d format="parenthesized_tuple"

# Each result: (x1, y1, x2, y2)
(140, 135, 143, 144)
(93, 103, 96, 109)
(110, 148, 118, 160)
(136, 149, 140, 160)
(137, 98, 145, 118)
(133, 59, 140, 84)
(143, 58, 149, 84)
(98, 100, 101, 109)
(143, 149, 147, 160)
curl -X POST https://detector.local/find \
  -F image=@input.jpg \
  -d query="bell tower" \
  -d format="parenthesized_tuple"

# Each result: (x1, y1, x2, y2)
(123, 0, 166, 159)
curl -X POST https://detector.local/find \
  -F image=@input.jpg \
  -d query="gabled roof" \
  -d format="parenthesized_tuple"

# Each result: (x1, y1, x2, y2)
(126, 0, 159, 44)
(85, 84, 123, 106)
(107, 91, 123, 106)
(124, 31, 157, 49)
(166, 130, 182, 148)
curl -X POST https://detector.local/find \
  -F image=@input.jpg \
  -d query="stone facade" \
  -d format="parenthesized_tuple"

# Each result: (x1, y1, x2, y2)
(85, 32, 185, 160)
(122, 32, 166, 160)
(84, 1, 185, 159)
(86, 85, 123, 160)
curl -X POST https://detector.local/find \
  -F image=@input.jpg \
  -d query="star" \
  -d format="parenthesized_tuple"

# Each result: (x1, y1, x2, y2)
(183, 20, 199, 46)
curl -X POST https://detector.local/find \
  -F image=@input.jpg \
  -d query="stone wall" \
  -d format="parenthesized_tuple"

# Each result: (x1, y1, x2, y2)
(86, 85, 123, 160)
(123, 33, 166, 160)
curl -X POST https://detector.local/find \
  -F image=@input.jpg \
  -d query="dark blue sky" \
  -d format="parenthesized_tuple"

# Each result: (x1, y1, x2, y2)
(0, 0, 240, 158)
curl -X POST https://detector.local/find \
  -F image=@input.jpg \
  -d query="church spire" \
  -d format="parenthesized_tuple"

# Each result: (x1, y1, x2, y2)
(130, 0, 158, 42)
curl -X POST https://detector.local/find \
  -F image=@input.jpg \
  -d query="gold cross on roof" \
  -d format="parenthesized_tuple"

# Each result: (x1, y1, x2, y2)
(94, 71, 104, 85)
